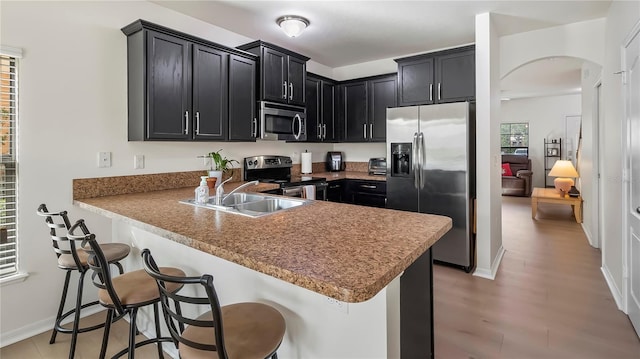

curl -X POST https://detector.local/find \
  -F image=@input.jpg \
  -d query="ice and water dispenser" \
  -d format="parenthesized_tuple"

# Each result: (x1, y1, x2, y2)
(390, 143, 412, 177)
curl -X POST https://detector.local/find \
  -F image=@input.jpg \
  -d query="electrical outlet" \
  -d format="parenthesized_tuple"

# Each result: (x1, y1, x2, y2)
(98, 152, 111, 168)
(203, 157, 211, 169)
(134, 155, 145, 169)
(292, 151, 299, 161)
(326, 297, 348, 314)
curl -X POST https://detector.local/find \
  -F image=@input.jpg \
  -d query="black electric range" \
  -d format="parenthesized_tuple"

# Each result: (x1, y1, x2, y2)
(243, 155, 327, 199)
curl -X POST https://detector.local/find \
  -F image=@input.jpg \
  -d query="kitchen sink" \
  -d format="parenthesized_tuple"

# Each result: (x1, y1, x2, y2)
(180, 193, 309, 218)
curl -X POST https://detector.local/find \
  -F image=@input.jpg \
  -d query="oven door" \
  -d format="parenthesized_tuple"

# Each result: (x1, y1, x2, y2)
(281, 183, 327, 200)
(260, 101, 307, 141)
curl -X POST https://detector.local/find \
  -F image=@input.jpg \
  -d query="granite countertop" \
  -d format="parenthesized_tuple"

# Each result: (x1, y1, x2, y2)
(74, 183, 450, 303)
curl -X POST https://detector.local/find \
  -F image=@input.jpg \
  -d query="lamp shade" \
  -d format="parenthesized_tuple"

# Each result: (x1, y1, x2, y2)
(548, 160, 579, 178)
(548, 160, 579, 194)
(277, 16, 309, 37)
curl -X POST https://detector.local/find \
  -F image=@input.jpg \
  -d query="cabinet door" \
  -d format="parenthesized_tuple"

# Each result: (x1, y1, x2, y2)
(192, 44, 228, 140)
(435, 49, 475, 103)
(398, 57, 434, 106)
(261, 47, 287, 103)
(147, 31, 191, 139)
(305, 76, 321, 141)
(342, 82, 368, 142)
(369, 75, 397, 142)
(322, 81, 336, 141)
(287, 56, 306, 106)
(228, 55, 257, 141)
(327, 180, 344, 202)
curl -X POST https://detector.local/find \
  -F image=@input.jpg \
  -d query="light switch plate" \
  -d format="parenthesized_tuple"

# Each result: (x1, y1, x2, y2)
(98, 152, 111, 168)
(134, 155, 144, 169)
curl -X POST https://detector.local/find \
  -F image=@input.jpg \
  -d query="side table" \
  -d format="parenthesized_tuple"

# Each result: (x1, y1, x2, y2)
(531, 187, 582, 223)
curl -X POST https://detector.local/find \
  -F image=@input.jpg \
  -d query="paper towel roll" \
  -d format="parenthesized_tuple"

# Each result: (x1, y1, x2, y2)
(301, 152, 312, 174)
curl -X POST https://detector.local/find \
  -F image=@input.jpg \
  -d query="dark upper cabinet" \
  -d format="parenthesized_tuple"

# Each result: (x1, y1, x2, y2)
(192, 44, 227, 140)
(145, 31, 191, 140)
(396, 45, 475, 106)
(368, 76, 397, 141)
(305, 73, 337, 142)
(238, 41, 309, 107)
(341, 74, 396, 142)
(228, 55, 257, 141)
(342, 81, 368, 142)
(122, 20, 257, 142)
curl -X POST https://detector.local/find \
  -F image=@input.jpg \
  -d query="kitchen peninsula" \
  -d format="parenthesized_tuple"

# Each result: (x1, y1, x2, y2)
(73, 171, 451, 358)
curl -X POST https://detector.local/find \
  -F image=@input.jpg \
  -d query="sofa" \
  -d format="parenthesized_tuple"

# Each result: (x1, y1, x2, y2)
(501, 154, 533, 197)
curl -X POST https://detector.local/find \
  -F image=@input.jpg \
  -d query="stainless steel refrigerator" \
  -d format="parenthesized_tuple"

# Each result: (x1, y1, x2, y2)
(386, 102, 476, 272)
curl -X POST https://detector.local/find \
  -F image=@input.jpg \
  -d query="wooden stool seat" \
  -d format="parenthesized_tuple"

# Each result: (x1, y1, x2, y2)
(142, 249, 287, 359)
(98, 267, 184, 307)
(180, 303, 286, 359)
(57, 243, 130, 269)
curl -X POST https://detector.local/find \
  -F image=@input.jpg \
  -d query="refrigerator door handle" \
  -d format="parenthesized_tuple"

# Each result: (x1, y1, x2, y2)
(419, 132, 426, 189)
(411, 132, 420, 189)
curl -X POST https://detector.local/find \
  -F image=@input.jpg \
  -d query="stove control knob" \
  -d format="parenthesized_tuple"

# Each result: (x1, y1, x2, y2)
(248, 160, 253, 166)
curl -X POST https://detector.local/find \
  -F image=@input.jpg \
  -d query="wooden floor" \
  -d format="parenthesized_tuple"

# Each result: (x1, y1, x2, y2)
(2, 196, 639, 358)
(434, 196, 640, 358)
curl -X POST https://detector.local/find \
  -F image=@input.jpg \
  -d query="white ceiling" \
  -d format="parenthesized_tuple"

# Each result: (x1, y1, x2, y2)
(152, 0, 611, 97)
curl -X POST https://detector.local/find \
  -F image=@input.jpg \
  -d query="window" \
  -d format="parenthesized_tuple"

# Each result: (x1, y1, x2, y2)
(1, 50, 19, 279)
(501, 122, 529, 156)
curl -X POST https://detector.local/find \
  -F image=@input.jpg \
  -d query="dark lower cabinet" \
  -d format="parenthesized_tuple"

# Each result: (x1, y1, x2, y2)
(326, 180, 345, 202)
(347, 180, 387, 208)
(122, 20, 257, 142)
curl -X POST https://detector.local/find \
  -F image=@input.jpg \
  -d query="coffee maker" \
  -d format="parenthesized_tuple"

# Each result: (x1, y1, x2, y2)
(326, 152, 346, 172)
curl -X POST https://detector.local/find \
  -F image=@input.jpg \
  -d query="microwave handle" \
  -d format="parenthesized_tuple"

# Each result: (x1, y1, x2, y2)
(292, 114, 303, 140)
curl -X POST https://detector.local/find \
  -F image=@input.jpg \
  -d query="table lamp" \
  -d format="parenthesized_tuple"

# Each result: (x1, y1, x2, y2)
(548, 160, 579, 195)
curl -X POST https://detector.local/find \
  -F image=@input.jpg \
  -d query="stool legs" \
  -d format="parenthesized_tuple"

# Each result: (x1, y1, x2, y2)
(50, 270, 72, 344)
(153, 303, 164, 359)
(99, 309, 114, 359)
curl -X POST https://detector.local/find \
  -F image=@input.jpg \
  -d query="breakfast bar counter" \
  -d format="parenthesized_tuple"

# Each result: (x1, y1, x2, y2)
(72, 171, 451, 358)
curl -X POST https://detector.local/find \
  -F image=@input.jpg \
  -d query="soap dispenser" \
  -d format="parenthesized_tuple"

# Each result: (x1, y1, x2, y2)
(195, 176, 209, 205)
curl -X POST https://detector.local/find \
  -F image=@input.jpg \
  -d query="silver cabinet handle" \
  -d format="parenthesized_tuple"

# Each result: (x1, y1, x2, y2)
(184, 111, 189, 134)
(323, 124, 327, 139)
(289, 82, 294, 101)
(252, 118, 257, 138)
(438, 83, 441, 101)
(429, 84, 433, 102)
(369, 123, 373, 139)
(283, 81, 288, 99)
(363, 123, 367, 139)
(318, 124, 322, 139)
(361, 184, 377, 189)
(195, 112, 200, 135)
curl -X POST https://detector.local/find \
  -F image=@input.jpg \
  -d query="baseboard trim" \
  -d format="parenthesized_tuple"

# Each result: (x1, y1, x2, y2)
(601, 264, 624, 311)
(473, 245, 505, 280)
(0, 305, 104, 348)
(581, 223, 599, 248)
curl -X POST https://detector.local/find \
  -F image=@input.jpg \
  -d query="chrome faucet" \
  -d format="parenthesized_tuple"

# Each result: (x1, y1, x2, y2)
(215, 178, 260, 206)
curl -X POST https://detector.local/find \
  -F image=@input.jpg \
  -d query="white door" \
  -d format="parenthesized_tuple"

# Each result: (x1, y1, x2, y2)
(625, 20, 640, 337)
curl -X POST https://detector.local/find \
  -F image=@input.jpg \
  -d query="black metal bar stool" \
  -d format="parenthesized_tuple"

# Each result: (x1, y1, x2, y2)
(142, 249, 287, 359)
(68, 219, 185, 359)
(37, 204, 131, 359)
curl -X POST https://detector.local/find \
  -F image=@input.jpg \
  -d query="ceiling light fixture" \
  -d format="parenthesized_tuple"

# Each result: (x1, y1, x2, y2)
(277, 15, 309, 38)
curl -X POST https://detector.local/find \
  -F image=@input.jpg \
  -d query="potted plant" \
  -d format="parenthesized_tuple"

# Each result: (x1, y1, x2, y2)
(207, 150, 238, 187)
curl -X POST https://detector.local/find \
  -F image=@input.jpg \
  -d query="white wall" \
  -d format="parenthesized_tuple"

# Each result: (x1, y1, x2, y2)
(600, 1, 640, 308)
(474, 13, 503, 279)
(579, 61, 603, 248)
(500, 94, 582, 188)
(500, 18, 605, 79)
(0, 1, 336, 343)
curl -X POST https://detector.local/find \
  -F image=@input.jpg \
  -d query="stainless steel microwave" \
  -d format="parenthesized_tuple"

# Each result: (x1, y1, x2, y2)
(259, 101, 307, 141)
